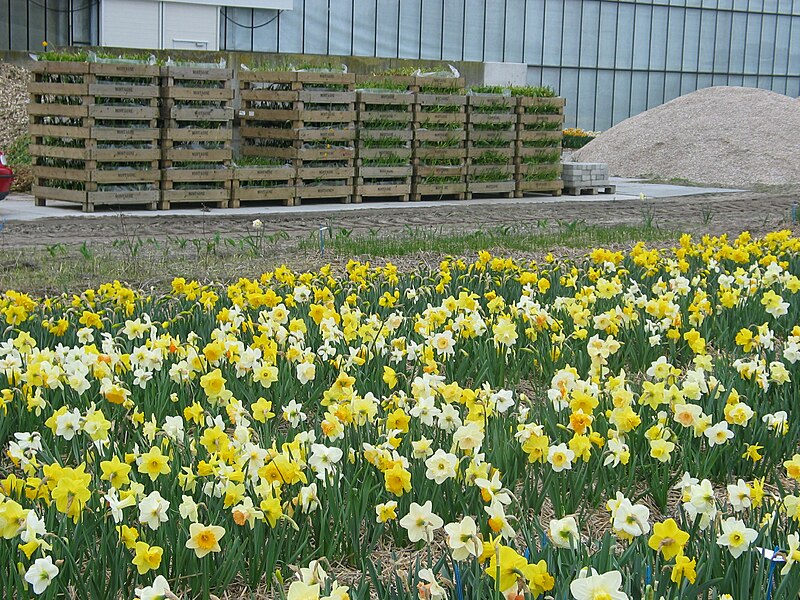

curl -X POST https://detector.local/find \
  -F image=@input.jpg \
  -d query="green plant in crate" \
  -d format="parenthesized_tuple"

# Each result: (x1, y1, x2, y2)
(470, 150, 507, 165)
(36, 50, 90, 61)
(468, 85, 506, 95)
(523, 167, 561, 181)
(521, 150, 561, 165)
(510, 85, 557, 97)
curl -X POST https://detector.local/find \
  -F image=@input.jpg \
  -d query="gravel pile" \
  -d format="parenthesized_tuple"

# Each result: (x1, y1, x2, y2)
(0, 61, 31, 150)
(572, 86, 800, 187)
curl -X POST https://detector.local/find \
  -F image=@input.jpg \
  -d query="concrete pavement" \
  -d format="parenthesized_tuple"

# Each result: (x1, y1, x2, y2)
(0, 178, 742, 222)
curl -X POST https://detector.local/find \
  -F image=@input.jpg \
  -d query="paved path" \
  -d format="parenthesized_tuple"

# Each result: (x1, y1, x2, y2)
(0, 178, 741, 222)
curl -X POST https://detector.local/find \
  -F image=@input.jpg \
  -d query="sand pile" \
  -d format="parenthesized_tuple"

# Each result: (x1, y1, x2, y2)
(0, 61, 31, 150)
(572, 86, 800, 187)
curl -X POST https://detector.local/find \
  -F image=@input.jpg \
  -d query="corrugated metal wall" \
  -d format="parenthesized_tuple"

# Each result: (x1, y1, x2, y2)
(220, 0, 800, 130)
(3, 0, 798, 129)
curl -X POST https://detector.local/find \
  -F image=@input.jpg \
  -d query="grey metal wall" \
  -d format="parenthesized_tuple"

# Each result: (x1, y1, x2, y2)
(3, 0, 798, 129)
(220, 0, 800, 130)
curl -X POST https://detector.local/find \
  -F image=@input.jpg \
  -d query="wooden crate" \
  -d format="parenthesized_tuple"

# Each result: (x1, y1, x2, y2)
(465, 164, 516, 198)
(516, 96, 566, 115)
(513, 96, 564, 197)
(515, 164, 564, 198)
(295, 162, 354, 204)
(516, 97, 564, 151)
(89, 62, 160, 99)
(466, 153, 516, 198)
(411, 181, 467, 201)
(29, 60, 164, 212)
(355, 90, 414, 201)
(466, 94, 519, 198)
(161, 167, 232, 209)
(412, 90, 467, 201)
(515, 179, 564, 197)
(463, 93, 518, 198)
(162, 66, 233, 90)
(32, 186, 160, 212)
(29, 81, 153, 210)
(412, 94, 467, 194)
(353, 165, 413, 202)
(296, 71, 355, 89)
(356, 74, 465, 93)
(414, 93, 467, 110)
(161, 65, 233, 173)
(28, 61, 91, 142)
(295, 182, 353, 203)
(411, 160, 466, 201)
(231, 165, 295, 207)
(239, 69, 356, 170)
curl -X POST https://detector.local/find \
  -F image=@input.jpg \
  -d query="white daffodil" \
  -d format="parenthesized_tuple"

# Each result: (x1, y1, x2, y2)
(399, 501, 443, 543)
(24, 556, 59, 595)
(549, 516, 579, 549)
(717, 517, 758, 558)
(444, 516, 481, 561)
(569, 568, 629, 600)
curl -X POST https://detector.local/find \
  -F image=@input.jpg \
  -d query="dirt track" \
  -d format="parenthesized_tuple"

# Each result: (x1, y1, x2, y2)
(1, 189, 797, 250)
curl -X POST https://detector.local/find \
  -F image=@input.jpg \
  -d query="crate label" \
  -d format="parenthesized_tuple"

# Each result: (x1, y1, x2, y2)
(108, 107, 141, 116)
(107, 149, 138, 158)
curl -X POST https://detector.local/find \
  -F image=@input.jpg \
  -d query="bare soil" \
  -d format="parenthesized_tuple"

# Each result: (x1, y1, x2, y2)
(1, 188, 797, 294)
(1, 189, 796, 250)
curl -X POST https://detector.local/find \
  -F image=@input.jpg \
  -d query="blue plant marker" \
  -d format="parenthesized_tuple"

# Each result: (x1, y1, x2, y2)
(766, 545, 781, 600)
(524, 547, 531, 561)
(645, 565, 652, 586)
(453, 560, 464, 600)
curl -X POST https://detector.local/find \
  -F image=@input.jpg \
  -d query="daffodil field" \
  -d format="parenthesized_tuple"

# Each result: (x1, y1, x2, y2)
(2, 231, 800, 600)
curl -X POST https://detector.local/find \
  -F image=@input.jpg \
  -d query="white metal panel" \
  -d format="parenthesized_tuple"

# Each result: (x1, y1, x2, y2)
(101, 0, 160, 49)
(162, 2, 219, 50)
(161, 0, 292, 7)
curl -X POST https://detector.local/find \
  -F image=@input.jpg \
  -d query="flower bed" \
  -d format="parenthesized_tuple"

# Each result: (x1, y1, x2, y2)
(2, 232, 800, 598)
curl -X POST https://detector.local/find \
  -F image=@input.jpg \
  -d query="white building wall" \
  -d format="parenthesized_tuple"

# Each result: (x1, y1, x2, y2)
(100, 0, 161, 49)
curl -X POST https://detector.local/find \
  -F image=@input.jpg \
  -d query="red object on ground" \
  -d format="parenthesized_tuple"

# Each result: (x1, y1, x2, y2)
(0, 152, 14, 200)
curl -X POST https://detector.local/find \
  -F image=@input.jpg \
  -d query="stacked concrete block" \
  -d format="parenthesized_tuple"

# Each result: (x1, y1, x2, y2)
(561, 162, 609, 188)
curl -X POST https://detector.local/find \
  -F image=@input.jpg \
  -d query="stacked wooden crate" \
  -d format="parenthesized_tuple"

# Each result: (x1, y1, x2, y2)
(240, 69, 356, 205)
(160, 65, 233, 209)
(514, 95, 565, 197)
(29, 60, 161, 212)
(353, 86, 414, 202)
(411, 76, 467, 200)
(29, 61, 92, 210)
(465, 93, 517, 199)
(236, 69, 297, 206)
(293, 71, 356, 204)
